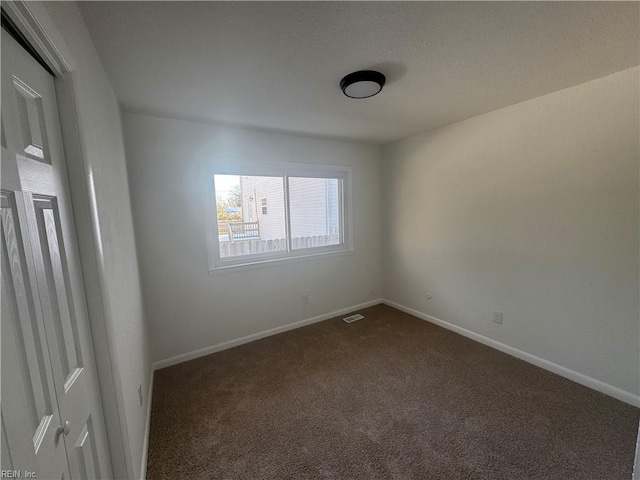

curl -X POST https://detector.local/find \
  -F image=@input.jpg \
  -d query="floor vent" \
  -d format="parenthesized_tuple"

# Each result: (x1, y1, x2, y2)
(343, 314, 364, 323)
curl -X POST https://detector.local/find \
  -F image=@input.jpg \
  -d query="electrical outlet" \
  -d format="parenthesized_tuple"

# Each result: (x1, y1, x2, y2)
(425, 292, 433, 300)
(138, 384, 143, 407)
(493, 311, 503, 324)
(302, 294, 309, 305)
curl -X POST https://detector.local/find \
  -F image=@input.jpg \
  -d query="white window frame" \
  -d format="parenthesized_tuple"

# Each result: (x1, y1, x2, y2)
(205, 160, 353, 273)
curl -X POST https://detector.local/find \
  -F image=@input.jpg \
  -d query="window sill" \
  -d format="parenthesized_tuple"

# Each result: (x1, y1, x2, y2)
(208, 248, 355, 276)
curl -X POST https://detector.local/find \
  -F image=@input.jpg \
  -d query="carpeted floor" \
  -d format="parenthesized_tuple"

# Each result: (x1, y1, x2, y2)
(146, 304, 639, 479)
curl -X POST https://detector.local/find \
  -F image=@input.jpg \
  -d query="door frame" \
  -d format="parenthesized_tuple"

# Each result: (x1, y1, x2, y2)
(2, 2, 133, 478)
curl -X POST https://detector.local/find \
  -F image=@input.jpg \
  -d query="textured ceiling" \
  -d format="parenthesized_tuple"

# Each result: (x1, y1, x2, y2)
(79, 1, 639, 144)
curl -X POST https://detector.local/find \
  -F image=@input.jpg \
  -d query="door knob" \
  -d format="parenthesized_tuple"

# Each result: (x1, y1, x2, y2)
(55, 421, 70, 439)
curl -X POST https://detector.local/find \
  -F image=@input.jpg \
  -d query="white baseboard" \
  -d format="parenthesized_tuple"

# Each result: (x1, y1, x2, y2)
(383, 299, 640, 408)
(634, 426, 640, 480)
(139, 370, 154, 480)
(152, 299, 384, 370)
(150, 297, 638, 407)
(142, 297, 637, 476)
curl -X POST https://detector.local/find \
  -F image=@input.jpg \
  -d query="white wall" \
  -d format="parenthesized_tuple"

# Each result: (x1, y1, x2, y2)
(383, 67, 639, 399)
(29, 3, 152, 478)
(122, 113, 383, 364)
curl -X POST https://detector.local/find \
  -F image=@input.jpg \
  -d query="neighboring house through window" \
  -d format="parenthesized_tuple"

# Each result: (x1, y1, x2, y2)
(207, 161, 351, 270)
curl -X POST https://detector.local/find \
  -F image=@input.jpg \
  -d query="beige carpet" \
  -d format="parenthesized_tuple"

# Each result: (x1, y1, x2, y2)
(147, 304, 639, 479)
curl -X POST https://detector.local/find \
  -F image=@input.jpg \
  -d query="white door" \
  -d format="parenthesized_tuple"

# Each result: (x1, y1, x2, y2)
(1, 28, 112, 479)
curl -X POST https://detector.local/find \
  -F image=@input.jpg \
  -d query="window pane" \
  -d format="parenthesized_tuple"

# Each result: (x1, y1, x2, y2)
(214, 174, 286, 258)
(288, 177, 341, 250)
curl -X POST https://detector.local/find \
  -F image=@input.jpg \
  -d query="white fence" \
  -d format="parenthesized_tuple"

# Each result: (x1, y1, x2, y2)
(220, 234, 340, 258)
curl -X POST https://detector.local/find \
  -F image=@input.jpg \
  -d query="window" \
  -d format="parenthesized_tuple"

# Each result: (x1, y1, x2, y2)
(208, 162, 351, 270)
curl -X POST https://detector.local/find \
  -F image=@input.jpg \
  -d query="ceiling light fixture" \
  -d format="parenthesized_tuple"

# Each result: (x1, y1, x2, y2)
(340, 70, 386, 99)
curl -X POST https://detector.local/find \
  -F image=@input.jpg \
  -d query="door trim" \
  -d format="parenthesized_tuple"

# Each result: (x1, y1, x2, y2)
(1, 2, 69, 76)
(1, 9, 55, 76)
(2, 2, 133, 478)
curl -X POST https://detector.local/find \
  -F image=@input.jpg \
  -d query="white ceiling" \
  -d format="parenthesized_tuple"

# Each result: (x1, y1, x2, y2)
(79, 1, 639, 144)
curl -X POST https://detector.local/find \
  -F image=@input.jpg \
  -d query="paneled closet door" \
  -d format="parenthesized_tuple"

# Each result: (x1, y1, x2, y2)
(1, 190, 71, 479)
(1, 28, 112, 479)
